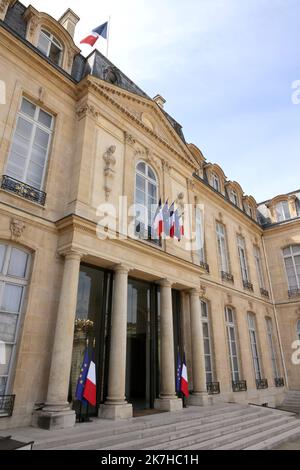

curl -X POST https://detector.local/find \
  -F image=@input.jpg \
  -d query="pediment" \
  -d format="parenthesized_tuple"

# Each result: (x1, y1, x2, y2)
(85, 76, 198, 170)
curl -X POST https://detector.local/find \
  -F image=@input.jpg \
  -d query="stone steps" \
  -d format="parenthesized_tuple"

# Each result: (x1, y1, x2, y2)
(279, 390, 300, 414)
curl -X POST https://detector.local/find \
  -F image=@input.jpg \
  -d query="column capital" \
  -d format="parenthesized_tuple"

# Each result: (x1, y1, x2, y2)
(113, 264, 131, 274)
(58, 249, 86, 261)
(158, 278, 173, 288)
(189, 287, 201, 297)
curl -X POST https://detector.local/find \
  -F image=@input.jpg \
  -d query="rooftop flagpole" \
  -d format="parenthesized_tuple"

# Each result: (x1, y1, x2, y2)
(106, 16, 111, 59)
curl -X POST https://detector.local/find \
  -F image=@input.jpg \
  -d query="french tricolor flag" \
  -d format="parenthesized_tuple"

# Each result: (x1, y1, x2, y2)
(80, 22, 108, 47)
(180, 355, 189, 397)
(83, 360, 97, 406)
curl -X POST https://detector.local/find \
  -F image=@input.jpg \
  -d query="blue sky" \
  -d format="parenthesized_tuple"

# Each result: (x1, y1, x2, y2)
(22, 0, 300, 201)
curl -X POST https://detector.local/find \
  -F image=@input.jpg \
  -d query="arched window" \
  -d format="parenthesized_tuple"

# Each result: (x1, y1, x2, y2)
(0, 243, 30, 395)
(283, 245, 300, 293)
(230, 189, 239, 207)
(211, 172, 220, 192)
(135, 162, 158, 241)
(37, 29, 63, 66)
(297, 320, 300, 341)
(247, 313, 262, 381)
(225, 307, 240, 382)
(201, 300, 214, 384)
(275, 201, 290, 222)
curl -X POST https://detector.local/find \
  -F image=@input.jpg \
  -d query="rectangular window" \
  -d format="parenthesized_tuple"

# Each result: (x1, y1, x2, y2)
(254, 246, 265, 289)
(275, 201, 290, 222)
(6, 98, 54, 190)
(201, 301, 214, 384)
(237, 235, 249, 283)
(216, 222, 230, 273)
(265, 318, 279, 379)
(196, 207, 205, 263)
(247, 313, 262, 381)
(283, 245, 300, 290)
(225, 307, 240, 382)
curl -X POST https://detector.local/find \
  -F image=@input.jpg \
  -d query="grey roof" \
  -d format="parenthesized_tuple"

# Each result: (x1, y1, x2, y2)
(257, 189, 300, 227)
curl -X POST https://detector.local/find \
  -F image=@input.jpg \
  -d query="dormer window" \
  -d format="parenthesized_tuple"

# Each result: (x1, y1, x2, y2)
(37, 29, 63, 66)
(211, 172, 220, 192)
(275, 201, 290, 222)
(230, 190, 239, 207)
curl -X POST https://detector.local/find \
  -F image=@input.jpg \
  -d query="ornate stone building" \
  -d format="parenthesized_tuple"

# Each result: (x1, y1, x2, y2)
(0, 1, 299, 430)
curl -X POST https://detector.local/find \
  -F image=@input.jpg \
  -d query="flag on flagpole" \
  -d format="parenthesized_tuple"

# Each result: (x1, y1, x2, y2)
(80, 22, 108, 47)
(180, 354, 189, 397)
(162, 200, 170, 237)
(175, 209, 181, 240)
(179, 212, 184, 238)
(176, 351, 182, 394)
(169, 202, 175, 238)
(83, 359, 97, 406)
(75, 348, 90, 402)
(153, 198, 163, 238)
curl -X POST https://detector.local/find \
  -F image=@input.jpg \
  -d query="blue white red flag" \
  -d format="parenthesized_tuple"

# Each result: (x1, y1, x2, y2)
(83, 359, 97, 406)
(181, 354, 189, 397)
(80, 22, 108, 47)
(75, 348, 90, 402)
(176, 351, 182, 393)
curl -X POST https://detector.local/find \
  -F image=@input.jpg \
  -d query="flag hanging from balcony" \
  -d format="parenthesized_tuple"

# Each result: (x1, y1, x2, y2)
(80, 22, 108, 47)
(83, 358, 97, 406)
(181, 354, 189, 397)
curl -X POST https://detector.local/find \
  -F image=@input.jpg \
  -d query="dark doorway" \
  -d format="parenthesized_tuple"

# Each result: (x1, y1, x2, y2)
(126, 279, 159, 410)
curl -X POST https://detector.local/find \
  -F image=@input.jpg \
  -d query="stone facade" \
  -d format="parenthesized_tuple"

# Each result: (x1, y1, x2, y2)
(0, 2, 299, 430)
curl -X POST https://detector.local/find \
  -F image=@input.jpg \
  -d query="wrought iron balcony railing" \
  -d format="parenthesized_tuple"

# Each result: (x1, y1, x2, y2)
(0, 395, 15, 417)
(232, 380, 247, 392)
(243, 280, 254, 292)
(260, 288, 270, 298)
(207, 382, 220, 395)
(1, 175, 46, 206)
(221, 271, 234, 283)
(200, 261, 210, 273)
(256, 378, 268, 390)
(274, 377, 285, 388)
(288, 288, 300, 299)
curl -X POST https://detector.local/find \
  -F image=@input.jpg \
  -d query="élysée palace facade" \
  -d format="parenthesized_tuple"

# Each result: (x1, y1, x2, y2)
(0, 0, 299, 430)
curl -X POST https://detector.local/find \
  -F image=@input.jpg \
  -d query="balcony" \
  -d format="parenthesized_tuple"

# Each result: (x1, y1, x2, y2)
(274, 377, 285, 388)
(256, 378, 268, 390)
(207, 382, 220, 395)
(232, 380, 247, 392)
(200, 261, 210, 273)
(260, 288, 270, 298)
(0, 395, 15, 418)
(243, 280, 254, 292)
(135, 223, 161, 247)
(288, 288, 300, 299)
(0, 175, 46, 206)
(221, 271, 234, 283)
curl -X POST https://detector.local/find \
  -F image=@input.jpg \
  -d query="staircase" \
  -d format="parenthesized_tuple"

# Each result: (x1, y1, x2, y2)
(10, 403, 300, 451)
(279, 390, 300, 414)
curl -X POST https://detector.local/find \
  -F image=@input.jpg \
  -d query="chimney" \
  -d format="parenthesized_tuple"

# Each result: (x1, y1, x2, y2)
(153, 94, 166, 109)
(59, 9, 80, 39)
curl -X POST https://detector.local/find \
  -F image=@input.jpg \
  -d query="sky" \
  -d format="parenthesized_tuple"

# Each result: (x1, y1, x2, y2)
(21, 0, 300, 202)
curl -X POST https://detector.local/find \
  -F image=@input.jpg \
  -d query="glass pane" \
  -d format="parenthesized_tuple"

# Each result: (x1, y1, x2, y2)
(38, 109, 53, 129)
(202, 323, 209, 338)
(0, 377, 7, 395)
(0, 344, 12, 376)
(148, 182, 157, 199)
(135, 189, 145, 205)
(49, 43, 62, 65)
(204, 338, 210, 355)
(0, 245, 6, 273)
(0, 312, 18, 343)
(205, 355, 212, 371)
(38, 32, 50, 55)
(136, 162, 146, 174)
(147, 167, 156, 181)
(232, 356, 239, 372)
(21, 99, 36, 118)
(201, 301, 208, 317)
(8, 248, 28, 278)
(2, 284, 23, 313)
(27, 161, 44, 189)
(231, 341, 237, 356)
(292, 245, 300, 255)
(33, 127, 50, 150)
(16, 116, 33, 140)
(283, 247, 292, 257)
(136, 174, 145, 191)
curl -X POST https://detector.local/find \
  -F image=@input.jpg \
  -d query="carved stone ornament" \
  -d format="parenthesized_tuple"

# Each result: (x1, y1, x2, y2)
(177, 192, 185, 211)
(103, 145, 117, 201)
(10, 218, 26, 239)
(76, 103, 99, 120)
(187, 179, 195, 191)
(0, 0, 9, 13)
(135, 148, 161, 174)
(28, 16, 39, 37)
(124, 132, 136, 146)
(162, 159, 171, 174)
(199, 284, 206, 298)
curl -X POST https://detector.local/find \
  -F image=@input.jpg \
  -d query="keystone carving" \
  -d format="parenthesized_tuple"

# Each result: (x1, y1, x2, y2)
(124, 132, 136, 146)
(10, 218, 26, 239)
(76, 103, 100, 120)
(103, 145, 117, 201)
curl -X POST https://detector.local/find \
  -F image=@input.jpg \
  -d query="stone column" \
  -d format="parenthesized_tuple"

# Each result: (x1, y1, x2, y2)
(188, 288, 210, 405)
(33, 251, 83, 429)
(154, 279, 182, 411)
(100, 265, 132, 419)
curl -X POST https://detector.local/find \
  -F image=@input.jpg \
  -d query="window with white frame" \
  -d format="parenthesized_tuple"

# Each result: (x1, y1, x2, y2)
(201, 300, 214, 384)
(265, 317, 279, 379)
(225, 307, 240, 382)
(37, 29, 63, 66)
(196, 207, 205, 263)
(211, 172, 220, 192)
(275, 201, 290, 222)
(0, 243, 30, 395)
(230, 190, 239, 206)
(237, 235, 250, 283)
(247, 313, 262, 381)
(6, 98, 54, 190)
(297, 320, 300, 341)
(216, 222, 230, 274)
(135, 162, 158, 239)
(254, 246, 265, 289)
(283, 245, 300, 291)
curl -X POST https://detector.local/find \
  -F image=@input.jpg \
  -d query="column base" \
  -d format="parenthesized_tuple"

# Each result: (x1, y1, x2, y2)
(32, 409, 76, 430)
(154, 397, 183, 412)
(188, 392, 211, 406)
(99, 402, 133, 420)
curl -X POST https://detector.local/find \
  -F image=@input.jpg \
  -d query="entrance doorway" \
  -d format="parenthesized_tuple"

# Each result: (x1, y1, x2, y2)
(126, 279, 159, 410)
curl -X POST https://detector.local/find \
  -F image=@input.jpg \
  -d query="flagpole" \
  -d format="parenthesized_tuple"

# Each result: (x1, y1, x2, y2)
(106, 16, 111, 59)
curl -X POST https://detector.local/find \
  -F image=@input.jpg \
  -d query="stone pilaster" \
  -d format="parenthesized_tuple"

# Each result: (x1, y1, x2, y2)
(154, 279, 182, 411)
(99, 265, 132, 419)
(33, 251, 83, 429)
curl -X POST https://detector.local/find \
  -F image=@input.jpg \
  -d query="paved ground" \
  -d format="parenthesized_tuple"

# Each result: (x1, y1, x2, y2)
(275, 413, 300, 450)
